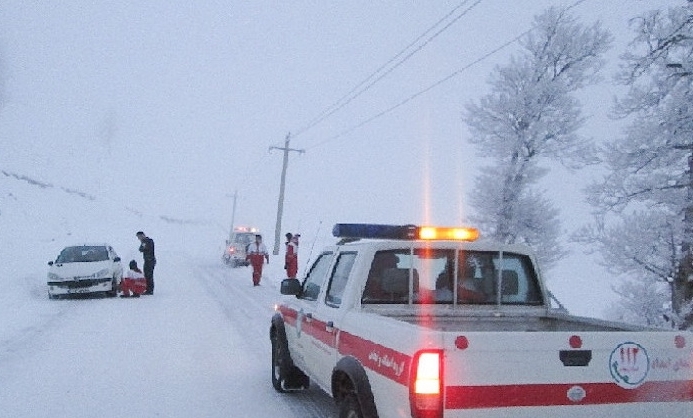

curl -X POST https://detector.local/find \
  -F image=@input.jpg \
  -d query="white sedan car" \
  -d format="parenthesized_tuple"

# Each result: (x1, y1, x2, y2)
(47, 244, 123, 299)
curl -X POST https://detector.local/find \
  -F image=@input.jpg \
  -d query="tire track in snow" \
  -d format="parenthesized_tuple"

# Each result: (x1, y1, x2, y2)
(0, 287, 90, 369)
(197, 261, 339, 418)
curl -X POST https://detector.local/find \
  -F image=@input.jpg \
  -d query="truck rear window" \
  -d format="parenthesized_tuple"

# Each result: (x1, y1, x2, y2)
(361, 249, 543, 306)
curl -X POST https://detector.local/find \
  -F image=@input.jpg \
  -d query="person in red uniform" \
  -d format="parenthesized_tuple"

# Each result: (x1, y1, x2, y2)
(284, 232, 298, 279)
(120, 260, 147, 298)
(246, 234, 269, 286)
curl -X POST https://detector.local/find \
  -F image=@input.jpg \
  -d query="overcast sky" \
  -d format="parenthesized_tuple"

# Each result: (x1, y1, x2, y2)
(0, 1, 684, 312)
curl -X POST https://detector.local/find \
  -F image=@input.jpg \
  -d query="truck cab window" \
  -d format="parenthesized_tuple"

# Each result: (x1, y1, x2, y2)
(412, 249, 455, 304)
(300, 252, 333, 301)
(325, 252, 357, 307)
(494, 253, 543, 305)
(362, 250, 408, 303)
(362, 249, 543, 306)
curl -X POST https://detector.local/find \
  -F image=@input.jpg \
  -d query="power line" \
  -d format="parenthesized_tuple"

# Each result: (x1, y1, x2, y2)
(291, 0, 483, 139)
(308, 31, 527, 149)
(304, 0, 591, 150)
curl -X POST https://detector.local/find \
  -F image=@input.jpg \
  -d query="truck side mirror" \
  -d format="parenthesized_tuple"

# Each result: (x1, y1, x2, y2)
(280, 278, 302, 296)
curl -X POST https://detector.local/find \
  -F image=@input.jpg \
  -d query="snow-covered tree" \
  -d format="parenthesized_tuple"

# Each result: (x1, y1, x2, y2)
(463, 7, 611, 268)
(582, 2, 693, 328)
(605, 276, 673, 328)
(575, 210, 682, 326)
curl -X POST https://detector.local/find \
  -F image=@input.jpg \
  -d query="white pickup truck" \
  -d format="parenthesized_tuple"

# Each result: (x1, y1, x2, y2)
(270, 223, 693, 418)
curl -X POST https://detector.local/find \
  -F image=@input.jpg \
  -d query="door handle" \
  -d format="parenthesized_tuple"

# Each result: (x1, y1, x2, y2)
(326, 321, 334, 333)
(305, 312, 313, 323)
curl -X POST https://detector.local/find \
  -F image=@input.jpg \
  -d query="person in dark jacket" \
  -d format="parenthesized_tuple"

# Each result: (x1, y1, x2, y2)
(136, 231, 156, 295)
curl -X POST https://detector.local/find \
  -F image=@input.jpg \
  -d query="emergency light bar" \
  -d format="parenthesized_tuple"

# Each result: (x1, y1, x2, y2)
(332, 223, 479, 241)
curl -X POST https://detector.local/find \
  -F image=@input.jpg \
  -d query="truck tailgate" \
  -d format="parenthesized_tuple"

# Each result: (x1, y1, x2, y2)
(441, 331, 693, 416)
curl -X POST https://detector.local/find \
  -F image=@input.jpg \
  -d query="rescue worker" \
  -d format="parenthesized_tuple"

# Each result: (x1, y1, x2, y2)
(246, 234, 269, 286)
(284, 232, 298, 279)
(136, 231, 156, 295)
(120, 260, 147, 298)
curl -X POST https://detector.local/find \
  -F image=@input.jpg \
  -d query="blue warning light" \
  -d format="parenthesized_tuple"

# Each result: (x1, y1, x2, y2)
(332, 224, 417, 240)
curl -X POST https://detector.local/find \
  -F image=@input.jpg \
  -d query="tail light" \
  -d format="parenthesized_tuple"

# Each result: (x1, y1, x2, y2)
(410, 350, 443, 418)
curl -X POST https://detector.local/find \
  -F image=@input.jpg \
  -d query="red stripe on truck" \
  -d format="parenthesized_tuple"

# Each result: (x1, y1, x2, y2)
(445, 380, 693, 409)
(339, 331, 412, 386)
(279, 305, 297, 327)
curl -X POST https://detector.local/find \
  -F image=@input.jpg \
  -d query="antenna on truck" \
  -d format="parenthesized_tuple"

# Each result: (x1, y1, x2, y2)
(303, 221, 322, 273)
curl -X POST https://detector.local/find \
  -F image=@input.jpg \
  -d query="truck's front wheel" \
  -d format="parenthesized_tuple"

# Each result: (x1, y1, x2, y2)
(271, 332, 288, 392)
(339, 393, 364, 418)
(271, 330, 309, 392)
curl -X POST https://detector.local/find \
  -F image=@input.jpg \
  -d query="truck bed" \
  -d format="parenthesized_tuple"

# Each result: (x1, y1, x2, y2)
(363, 305, 653, 332)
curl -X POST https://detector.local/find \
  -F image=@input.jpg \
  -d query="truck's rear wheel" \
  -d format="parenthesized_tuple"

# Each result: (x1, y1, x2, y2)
(339, 393, 363, 418)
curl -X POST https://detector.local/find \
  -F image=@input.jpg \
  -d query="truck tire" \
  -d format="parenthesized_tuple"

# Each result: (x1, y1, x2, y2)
(339, 393, 364, 418)
(270, 326, 309, 392)
(333, 357, 378, 418)
(271, 331, 290, 392)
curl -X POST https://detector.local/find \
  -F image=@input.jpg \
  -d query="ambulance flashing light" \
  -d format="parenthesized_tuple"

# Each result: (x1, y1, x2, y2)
(419, 226, 479, 241)
(332, 223, 479, 242)
(234, 226, 259, 233)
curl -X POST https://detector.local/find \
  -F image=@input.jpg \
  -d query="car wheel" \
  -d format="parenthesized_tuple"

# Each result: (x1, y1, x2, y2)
(339, 393, 364, 418)
(106, 278, 118, 297)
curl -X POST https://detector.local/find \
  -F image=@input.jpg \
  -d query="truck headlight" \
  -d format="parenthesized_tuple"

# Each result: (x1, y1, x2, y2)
(47, 272, 61, 281)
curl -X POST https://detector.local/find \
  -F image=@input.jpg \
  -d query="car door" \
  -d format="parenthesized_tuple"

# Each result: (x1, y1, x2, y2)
(306, 251, 358, 385)
(283, 251, 334, 373)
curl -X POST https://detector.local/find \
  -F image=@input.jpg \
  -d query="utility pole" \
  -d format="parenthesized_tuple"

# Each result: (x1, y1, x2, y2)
(269, 133, 304, 255)
(226, 190, 238, 241)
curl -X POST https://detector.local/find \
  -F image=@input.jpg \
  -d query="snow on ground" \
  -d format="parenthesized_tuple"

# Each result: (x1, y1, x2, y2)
(0, 243, 338, 418)
(0, 174, 337, 417)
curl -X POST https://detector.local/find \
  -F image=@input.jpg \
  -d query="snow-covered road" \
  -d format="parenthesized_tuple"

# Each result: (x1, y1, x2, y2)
(0, 249, 338, 418)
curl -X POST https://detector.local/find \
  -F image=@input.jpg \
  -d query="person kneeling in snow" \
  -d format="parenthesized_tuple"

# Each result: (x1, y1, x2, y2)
(120, 260, 147, 298)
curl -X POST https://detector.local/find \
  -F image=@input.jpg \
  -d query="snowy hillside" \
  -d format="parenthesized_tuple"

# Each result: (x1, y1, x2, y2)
(0, 170, 339, 418)
(1, 168, 223, 274)
(0, 169, 224, 353)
